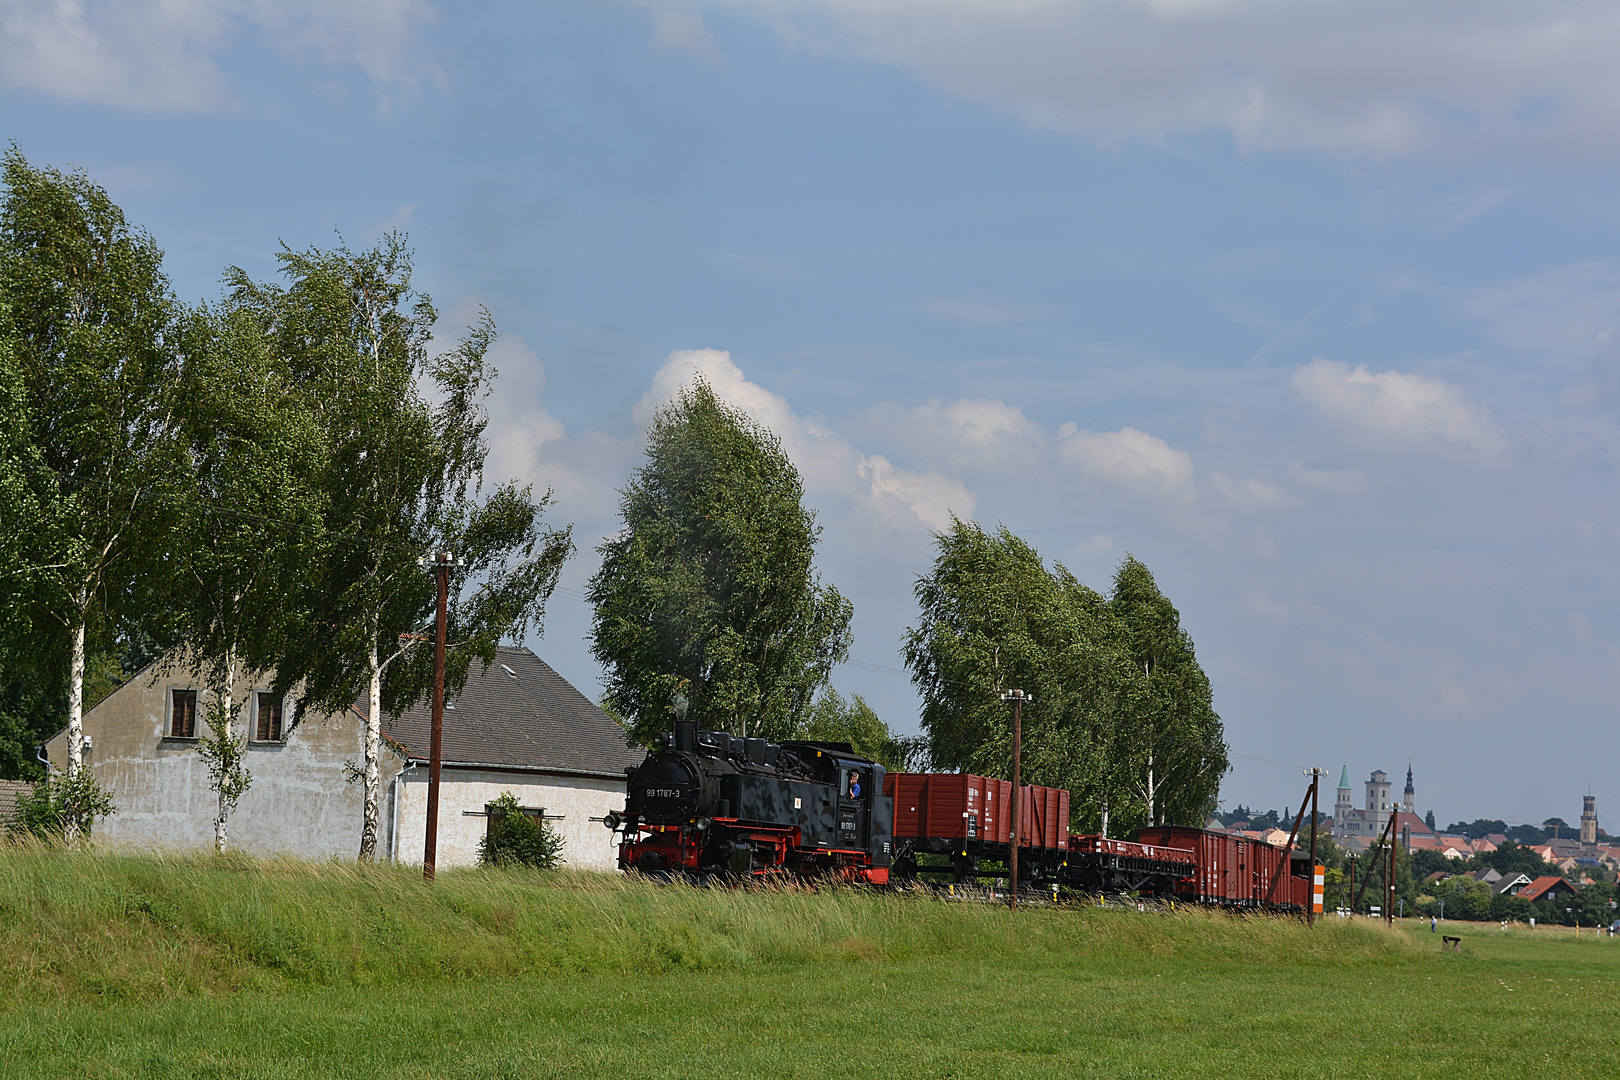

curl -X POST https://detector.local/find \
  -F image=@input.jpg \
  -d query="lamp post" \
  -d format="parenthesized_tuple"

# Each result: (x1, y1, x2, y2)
(999, 689, 1031, 909)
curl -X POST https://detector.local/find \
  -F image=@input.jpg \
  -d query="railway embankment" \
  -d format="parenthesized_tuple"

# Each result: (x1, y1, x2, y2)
(1, 842, 1411, 1007)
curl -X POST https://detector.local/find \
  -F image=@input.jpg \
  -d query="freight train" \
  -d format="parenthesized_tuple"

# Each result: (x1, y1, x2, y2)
(608, 720, 1321, 913)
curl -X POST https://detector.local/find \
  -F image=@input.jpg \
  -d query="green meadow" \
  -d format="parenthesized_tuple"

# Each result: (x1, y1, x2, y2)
(0, 846, 1615, 1079)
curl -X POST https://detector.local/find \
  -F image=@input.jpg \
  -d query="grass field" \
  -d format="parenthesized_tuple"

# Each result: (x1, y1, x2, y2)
(0, 846, 1616, 1079)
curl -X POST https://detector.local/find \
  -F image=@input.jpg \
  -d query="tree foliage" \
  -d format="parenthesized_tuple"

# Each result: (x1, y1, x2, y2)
(236, 237, 573, 860)
(163, 292, 331, 851)
(0, 146, 189, 803)
(802, 690, 924, 773)
(1108, 556, 1227, 828)
(903, 521, 1227, 836)
(588, 380, 852, 744)
(11, 769, 116, 840)
(1418, 874, 1495, 921)
(1478, 840, 1555, 881)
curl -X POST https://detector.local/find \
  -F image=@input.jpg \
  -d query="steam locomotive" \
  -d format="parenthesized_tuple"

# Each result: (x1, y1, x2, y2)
(608, 720, 1320, 912)
(609, 718, 895, 883)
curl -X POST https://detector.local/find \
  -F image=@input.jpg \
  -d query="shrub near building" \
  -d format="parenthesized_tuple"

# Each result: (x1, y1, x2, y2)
(478, 793, 564, 871)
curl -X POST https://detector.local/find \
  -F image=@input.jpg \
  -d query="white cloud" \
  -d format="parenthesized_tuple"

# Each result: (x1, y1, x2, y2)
(858, 455, 973, 533)
(0, 0, 438, 112)
(717, 0, 1620, 159)
(479, 332, 573, 494)
(865, 395, 1042, 474)
(650, 7, 720, 60)
(1211, 471, 1285, 508)
(1057, 424, 1195, 499)
(1291, 464, 1364, 492)
(1463, 262, 1620, 362)
(1290, 358, 1506, 456)
(637, 349, 973, 530)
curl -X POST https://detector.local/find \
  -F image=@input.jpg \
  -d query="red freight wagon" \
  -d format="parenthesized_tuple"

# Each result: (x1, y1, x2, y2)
(1136, 826, 1314, 910)
(885, 773, 1071, 884)
(1019, 784, 1069, 852)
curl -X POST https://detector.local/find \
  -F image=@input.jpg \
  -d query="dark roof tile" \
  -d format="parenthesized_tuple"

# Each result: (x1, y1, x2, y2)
(380, 646, 643, 778)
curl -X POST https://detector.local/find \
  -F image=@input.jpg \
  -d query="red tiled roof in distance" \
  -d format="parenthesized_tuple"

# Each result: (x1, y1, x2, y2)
(1520, 875, 1577, 902)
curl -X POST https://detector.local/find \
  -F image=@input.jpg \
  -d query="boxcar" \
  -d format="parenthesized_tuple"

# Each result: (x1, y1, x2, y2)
(1136, 825, 1314, 910)
(885, 772, 1070, 883)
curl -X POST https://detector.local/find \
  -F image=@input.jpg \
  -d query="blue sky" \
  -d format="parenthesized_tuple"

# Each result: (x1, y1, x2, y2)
(6, 0, 1620, 829)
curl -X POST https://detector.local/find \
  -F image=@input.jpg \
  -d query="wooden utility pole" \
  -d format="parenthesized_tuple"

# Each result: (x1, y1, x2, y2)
(1264, 782, 1313, 906)
(423, 551, 452, 882)
(1308, 768, 1322, 927)
(1352, 809, 1397, 915)
(1386, 808, 1397, 926)
(1000, 689, 1030, 909)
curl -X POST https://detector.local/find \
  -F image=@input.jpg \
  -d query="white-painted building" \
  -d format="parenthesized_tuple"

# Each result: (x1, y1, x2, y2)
(378, 646, 643, 871)
(47, 645, 642, 871)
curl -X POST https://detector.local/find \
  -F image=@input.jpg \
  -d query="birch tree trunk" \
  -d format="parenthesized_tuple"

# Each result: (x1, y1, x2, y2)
(214, 653, 237, 854)
(1146, 751, 1155, 828)
(1101, 797, 1109, 840)
(63, 601, 87, 844)
(66, 603, 85, 776)
(360, 638, 383, 861)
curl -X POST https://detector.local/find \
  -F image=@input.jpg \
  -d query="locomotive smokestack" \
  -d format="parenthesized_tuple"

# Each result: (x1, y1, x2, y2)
(675, 719, 697, 753)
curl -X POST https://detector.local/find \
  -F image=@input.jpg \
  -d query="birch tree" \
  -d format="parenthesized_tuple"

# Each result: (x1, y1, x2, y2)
(171, 299, 327, 852)
(588, 381, 852, 744)
(902, 524, 1222, 835)
(903, 521, 1129, 822)
(247, 236, 571, 860)
(1107, 556, 1227, 830)
(0, 149, 187, 834)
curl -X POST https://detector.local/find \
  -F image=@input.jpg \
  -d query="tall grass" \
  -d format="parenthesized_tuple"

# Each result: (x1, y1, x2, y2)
(0, 840, 1413, 1007)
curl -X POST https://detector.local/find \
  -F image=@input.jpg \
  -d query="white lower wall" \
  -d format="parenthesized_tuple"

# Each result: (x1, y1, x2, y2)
(83, 712, 391, 860)
(391, 767, 626, 872)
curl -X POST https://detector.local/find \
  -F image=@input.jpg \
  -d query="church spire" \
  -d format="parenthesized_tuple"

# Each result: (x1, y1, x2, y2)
(1403, 760, 1415, 813)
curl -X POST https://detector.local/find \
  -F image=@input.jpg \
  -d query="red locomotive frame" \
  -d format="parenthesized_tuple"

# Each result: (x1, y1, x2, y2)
(620, 819, 892, 885)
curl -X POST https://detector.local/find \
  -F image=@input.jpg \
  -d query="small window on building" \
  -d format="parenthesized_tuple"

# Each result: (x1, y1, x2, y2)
(255, 693, 283, 742)
(171, 689, 198, 738)
(485, 802, 543, 835)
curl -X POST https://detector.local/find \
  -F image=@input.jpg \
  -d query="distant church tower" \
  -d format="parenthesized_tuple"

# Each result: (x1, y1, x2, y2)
(1335, 765, 1352, 830)
(1582, 794, 1599, 849)
(1403, 762, 1415, 814)
(1365, 770, 1392, 814)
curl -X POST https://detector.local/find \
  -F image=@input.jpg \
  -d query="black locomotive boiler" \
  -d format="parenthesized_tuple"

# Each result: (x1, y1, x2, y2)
(608, 718, 895, 883)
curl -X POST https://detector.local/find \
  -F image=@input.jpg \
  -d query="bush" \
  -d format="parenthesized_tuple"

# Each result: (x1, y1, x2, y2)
(477, 792, 564, 870)
(11, 769, 116, 840)
(1492, 892, 1530, 922)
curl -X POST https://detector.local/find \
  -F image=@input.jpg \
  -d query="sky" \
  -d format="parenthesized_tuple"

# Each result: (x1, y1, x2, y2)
(4, 0, 1620, 830)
